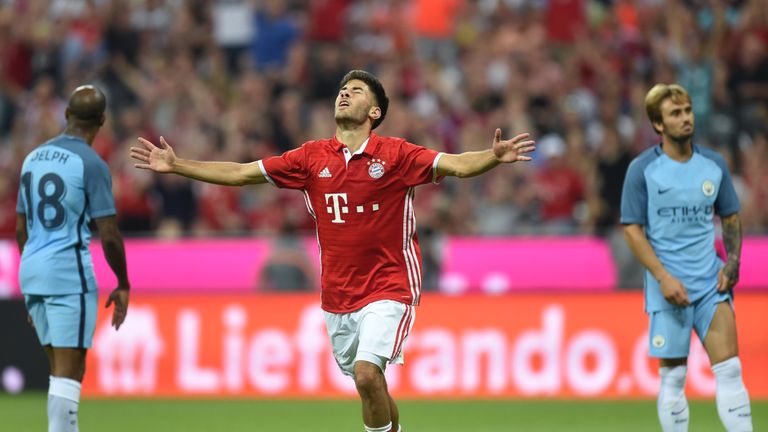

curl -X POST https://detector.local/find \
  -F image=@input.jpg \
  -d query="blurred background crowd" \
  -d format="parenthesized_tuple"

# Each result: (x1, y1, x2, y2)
(0, 0, 767, 243)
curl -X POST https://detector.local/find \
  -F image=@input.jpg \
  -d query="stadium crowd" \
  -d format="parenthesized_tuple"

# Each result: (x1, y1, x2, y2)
(0, 0, 767, 241)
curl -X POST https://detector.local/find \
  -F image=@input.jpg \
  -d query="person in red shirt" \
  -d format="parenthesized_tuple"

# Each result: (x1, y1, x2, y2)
(130, 70, 534, 432)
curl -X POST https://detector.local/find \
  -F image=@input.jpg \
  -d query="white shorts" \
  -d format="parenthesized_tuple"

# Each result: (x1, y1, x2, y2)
(324, 300, 415, 377)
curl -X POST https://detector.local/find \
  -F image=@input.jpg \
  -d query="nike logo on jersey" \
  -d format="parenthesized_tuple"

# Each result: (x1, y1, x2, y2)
(728, 404, 749, 413)
(671, 408, 687, 415)
(319, 167, 332, 178)
(658, 187, 673, 194)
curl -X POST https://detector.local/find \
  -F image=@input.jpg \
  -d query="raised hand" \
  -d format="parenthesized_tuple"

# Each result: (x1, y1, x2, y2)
(492, 129, 536, 163)
(131, 136, 177, 173)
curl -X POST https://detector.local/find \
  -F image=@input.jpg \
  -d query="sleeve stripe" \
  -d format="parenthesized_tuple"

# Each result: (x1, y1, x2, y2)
(257, 160, 277, 187)
(431, 152, 444, 184)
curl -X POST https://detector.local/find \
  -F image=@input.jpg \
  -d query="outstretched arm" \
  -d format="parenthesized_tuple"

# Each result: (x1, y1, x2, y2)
(131, 136, 269, 186)
(717, 213, 741, 292)
(437, 129, 535, 178)
(623, 223, 690, 306)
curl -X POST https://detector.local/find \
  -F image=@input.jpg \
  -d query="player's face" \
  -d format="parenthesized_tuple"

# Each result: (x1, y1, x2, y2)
(658, 98, 695, 142)
(334, 80, 376, 126)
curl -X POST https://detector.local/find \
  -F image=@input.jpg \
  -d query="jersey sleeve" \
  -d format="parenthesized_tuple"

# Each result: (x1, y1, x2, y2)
(259, 146, 309, 190)
(713, 156, 740, 216)
(84, 157, 117, 219)
(398, 140, 444, 187)
(620, 158, 648, 225)
(16, 182, 26, 214)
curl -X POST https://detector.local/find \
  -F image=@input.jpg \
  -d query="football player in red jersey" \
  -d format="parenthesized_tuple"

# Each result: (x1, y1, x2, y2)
(131, 70, 534, 432)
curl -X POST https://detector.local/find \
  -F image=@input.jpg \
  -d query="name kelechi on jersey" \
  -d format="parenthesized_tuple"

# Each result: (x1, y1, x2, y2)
(325, 193, 380, 224)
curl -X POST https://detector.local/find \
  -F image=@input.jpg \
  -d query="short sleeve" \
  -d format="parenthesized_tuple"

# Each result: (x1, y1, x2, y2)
(398, 141, 443, 187)
(620, 158, 648, 225)
(16, 180, 26, 214)
(713, 157, 740, 216)
(84, 157, 117, 219)
(260, 146, 308, 190)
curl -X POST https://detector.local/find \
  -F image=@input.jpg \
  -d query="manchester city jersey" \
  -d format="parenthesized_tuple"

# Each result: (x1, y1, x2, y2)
(620, 144, 740, 312)
(16, 134, 116, 295)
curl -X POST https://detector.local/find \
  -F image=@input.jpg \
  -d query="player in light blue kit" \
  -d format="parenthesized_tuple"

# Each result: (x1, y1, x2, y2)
(16, 85, 130, 432)
(621, 84, 752, 431)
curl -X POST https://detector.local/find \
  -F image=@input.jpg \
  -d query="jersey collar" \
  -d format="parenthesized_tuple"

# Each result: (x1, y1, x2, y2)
(332, 132, 380, 157)
(655, 142, 700, 155)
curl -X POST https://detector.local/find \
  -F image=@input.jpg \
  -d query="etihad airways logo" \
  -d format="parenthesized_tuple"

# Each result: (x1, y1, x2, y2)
(657, 205, 713, 223)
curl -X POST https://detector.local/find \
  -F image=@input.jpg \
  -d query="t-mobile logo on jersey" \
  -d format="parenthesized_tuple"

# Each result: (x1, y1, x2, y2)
(324, 193, 380, 224)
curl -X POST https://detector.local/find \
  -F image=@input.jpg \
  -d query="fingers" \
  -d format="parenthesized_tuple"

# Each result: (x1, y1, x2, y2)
(718, 277, 732, 293)
(130, 147, 150, 163)
(105, 295, 113, 308)
(515, 142, 536, 154)
(113, 311, 126, 330)
(111, 303, 127, 330)
(137, 137, 156, 150)
(160, 136, 170, 149)
(510, 132, 531, 143)
(494, 128, 501, 143)
(716, 268, 724, 291)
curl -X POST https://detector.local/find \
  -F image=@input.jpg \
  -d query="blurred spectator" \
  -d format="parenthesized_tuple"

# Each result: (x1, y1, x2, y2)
(534, 134, 586, 234)
(258, 222, 316, 292)
(0, 0, 766, 240)
(0, 173, 16, 237)
(251, 0, 300, 73)
(589, 127, 632, 236)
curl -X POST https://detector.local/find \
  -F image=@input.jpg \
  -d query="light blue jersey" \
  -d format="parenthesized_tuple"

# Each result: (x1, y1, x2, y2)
(620, 144, 740, 312)
(17, 134, 116, 296)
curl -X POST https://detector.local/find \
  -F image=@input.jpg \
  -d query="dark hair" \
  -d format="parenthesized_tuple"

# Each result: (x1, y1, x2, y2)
(339, 70, 389, 129)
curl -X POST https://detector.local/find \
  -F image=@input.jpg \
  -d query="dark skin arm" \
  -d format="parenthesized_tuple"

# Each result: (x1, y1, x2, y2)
(15, 214, 27, 254)
(94, 216, 130, 330)
(717, 213, 741, 292)
(16, 214, 33, 327)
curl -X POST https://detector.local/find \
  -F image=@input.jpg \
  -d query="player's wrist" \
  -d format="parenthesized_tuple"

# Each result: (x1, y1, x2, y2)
(655, 271, 672, 283)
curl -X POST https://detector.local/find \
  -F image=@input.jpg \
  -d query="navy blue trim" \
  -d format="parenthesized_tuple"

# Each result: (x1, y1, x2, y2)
(74, 197, 88, 294)
(78, 293, 85, 348)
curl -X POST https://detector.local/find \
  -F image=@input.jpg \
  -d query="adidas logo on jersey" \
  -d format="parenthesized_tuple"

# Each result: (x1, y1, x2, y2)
(319, 167, 332, 178)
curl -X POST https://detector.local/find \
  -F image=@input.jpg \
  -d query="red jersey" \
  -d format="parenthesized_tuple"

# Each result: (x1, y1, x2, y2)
(260, 133, 443, 313)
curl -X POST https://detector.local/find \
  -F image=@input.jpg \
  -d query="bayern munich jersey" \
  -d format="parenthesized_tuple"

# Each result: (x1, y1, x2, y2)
(620, 144, 740, 312)
(259, 133, 443, 313)
(17, 134, 116, 295)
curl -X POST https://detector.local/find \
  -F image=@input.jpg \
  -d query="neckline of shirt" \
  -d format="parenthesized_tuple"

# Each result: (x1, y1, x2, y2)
(342, 137, 370, 166)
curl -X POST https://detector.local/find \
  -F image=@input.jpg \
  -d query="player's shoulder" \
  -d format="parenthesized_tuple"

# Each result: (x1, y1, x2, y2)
(627, 145, 662, 173)
(297, 138, 337, 154)
(696, 145, 728, 168)
(373, 134, 411, 158)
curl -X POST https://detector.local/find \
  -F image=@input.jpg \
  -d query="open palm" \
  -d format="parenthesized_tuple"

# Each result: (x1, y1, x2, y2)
(131, 136, 176, 173)
(492, 129, 536, 163)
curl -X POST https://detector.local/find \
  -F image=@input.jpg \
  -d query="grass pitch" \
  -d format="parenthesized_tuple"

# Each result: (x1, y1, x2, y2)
(2, 394, 766, 431)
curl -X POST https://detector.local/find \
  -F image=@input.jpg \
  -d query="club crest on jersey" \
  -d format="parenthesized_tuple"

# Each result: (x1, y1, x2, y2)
(702, 180, 715, 197)
(367, 158, 386, 179)
(652, 335, 665, 348)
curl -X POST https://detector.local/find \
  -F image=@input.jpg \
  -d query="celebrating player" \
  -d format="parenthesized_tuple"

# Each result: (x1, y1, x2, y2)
(16, 85, 131, 432)
(621, 84, 752, 431)
(131, 69, 534, 432)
